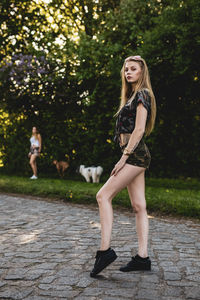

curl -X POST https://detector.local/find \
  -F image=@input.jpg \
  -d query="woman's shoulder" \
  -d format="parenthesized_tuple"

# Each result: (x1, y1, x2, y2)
(135, 88, 151, 113)
(136, 88, 150, 98)
(136, 88, 151, 103)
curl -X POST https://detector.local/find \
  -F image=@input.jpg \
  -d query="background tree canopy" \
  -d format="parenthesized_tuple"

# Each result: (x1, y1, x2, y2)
(0, 0, 199, 178)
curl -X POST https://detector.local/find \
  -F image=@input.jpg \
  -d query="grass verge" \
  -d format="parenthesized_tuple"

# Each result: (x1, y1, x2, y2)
(0, 175, 199, 219)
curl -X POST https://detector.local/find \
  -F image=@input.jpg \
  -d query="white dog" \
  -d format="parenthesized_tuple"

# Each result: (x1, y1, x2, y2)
(77, 165, 103, 183)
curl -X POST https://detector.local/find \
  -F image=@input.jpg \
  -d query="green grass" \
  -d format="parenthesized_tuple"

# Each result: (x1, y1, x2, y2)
(0, 174, 199, 219)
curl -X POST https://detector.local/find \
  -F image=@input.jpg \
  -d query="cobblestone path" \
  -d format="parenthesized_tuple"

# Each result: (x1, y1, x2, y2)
(0, 194, 199, 300)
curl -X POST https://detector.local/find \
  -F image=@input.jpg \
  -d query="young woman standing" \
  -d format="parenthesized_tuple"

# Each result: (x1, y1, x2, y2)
(90, 55, 156, 277)
(28, 126, 42, 179)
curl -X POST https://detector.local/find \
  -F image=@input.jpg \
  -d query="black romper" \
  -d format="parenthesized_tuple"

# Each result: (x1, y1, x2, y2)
(114, 89, 151, 169)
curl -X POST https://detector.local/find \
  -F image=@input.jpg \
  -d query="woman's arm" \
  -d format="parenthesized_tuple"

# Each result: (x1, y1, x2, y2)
(38, 134, 42, 152)
(110, 104, 147, 176)
(123, 103, 147, 154)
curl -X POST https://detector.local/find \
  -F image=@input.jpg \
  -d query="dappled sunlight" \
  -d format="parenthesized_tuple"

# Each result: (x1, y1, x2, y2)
(148, 215, 155, 219)
(19, 233, 37, 244)
(18, 229, 43, 244)
(89, 220, 101, 229)
(119, 221, 132, 225)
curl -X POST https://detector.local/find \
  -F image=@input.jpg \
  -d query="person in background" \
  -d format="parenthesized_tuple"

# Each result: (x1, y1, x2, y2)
(28, 126, 42, 179)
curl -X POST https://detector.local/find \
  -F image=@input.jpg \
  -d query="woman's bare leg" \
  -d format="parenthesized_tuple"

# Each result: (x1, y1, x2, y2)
(29, 155, 37, 176)
(127, 170, 149, 257)
(96, 164, 145, 251)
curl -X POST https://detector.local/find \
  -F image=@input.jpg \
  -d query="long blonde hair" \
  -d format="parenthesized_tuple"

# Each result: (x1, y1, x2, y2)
(32, 127, 40, 140)
(116, 56, 156, 136)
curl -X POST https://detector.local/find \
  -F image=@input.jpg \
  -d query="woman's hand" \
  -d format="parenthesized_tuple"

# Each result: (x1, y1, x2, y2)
(110, 155, 127, 176)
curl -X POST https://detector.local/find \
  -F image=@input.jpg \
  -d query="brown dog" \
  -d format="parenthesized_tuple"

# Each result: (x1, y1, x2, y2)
(53, 160, 69, 178)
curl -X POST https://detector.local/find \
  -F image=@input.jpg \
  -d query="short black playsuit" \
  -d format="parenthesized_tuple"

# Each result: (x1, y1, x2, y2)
(114, 89, 151, 169)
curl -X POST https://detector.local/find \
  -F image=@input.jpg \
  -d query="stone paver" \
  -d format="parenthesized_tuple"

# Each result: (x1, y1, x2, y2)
(0, 194, 199, 300)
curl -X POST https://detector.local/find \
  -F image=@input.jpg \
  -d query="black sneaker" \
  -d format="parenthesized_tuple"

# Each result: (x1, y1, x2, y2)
(90, 248, 117, 277)
(119, 254, 151, 272)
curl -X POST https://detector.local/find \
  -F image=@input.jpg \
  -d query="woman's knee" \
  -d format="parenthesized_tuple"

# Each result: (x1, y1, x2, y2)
(96, 191, 103, 205)
(96, 190, 110, 205)
(132, 200, 146, 214)
(30, 159, 35, 167)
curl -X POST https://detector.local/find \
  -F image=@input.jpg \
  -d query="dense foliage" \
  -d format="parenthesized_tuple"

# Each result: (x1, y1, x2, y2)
(0, 0, 199, 177)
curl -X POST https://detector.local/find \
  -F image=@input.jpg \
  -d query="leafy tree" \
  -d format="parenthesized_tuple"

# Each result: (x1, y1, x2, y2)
(0, 0, 199, 178)
(141, 0, 200, 176)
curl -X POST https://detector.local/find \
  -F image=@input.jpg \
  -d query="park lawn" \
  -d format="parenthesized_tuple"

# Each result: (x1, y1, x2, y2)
(0, 175, 199, 219)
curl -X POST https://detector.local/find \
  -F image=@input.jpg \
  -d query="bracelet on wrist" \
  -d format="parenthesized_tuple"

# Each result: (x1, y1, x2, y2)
(123, 148, 131, 156)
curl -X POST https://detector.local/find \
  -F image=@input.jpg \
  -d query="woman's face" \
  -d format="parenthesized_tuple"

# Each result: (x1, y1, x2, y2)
(32, 127, 37, 134)
(124, 61, 142, 84)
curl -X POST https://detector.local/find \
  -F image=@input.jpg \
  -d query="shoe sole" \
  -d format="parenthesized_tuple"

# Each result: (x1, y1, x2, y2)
(90, 254, 117, 277)
(120, 265, 151, 272)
